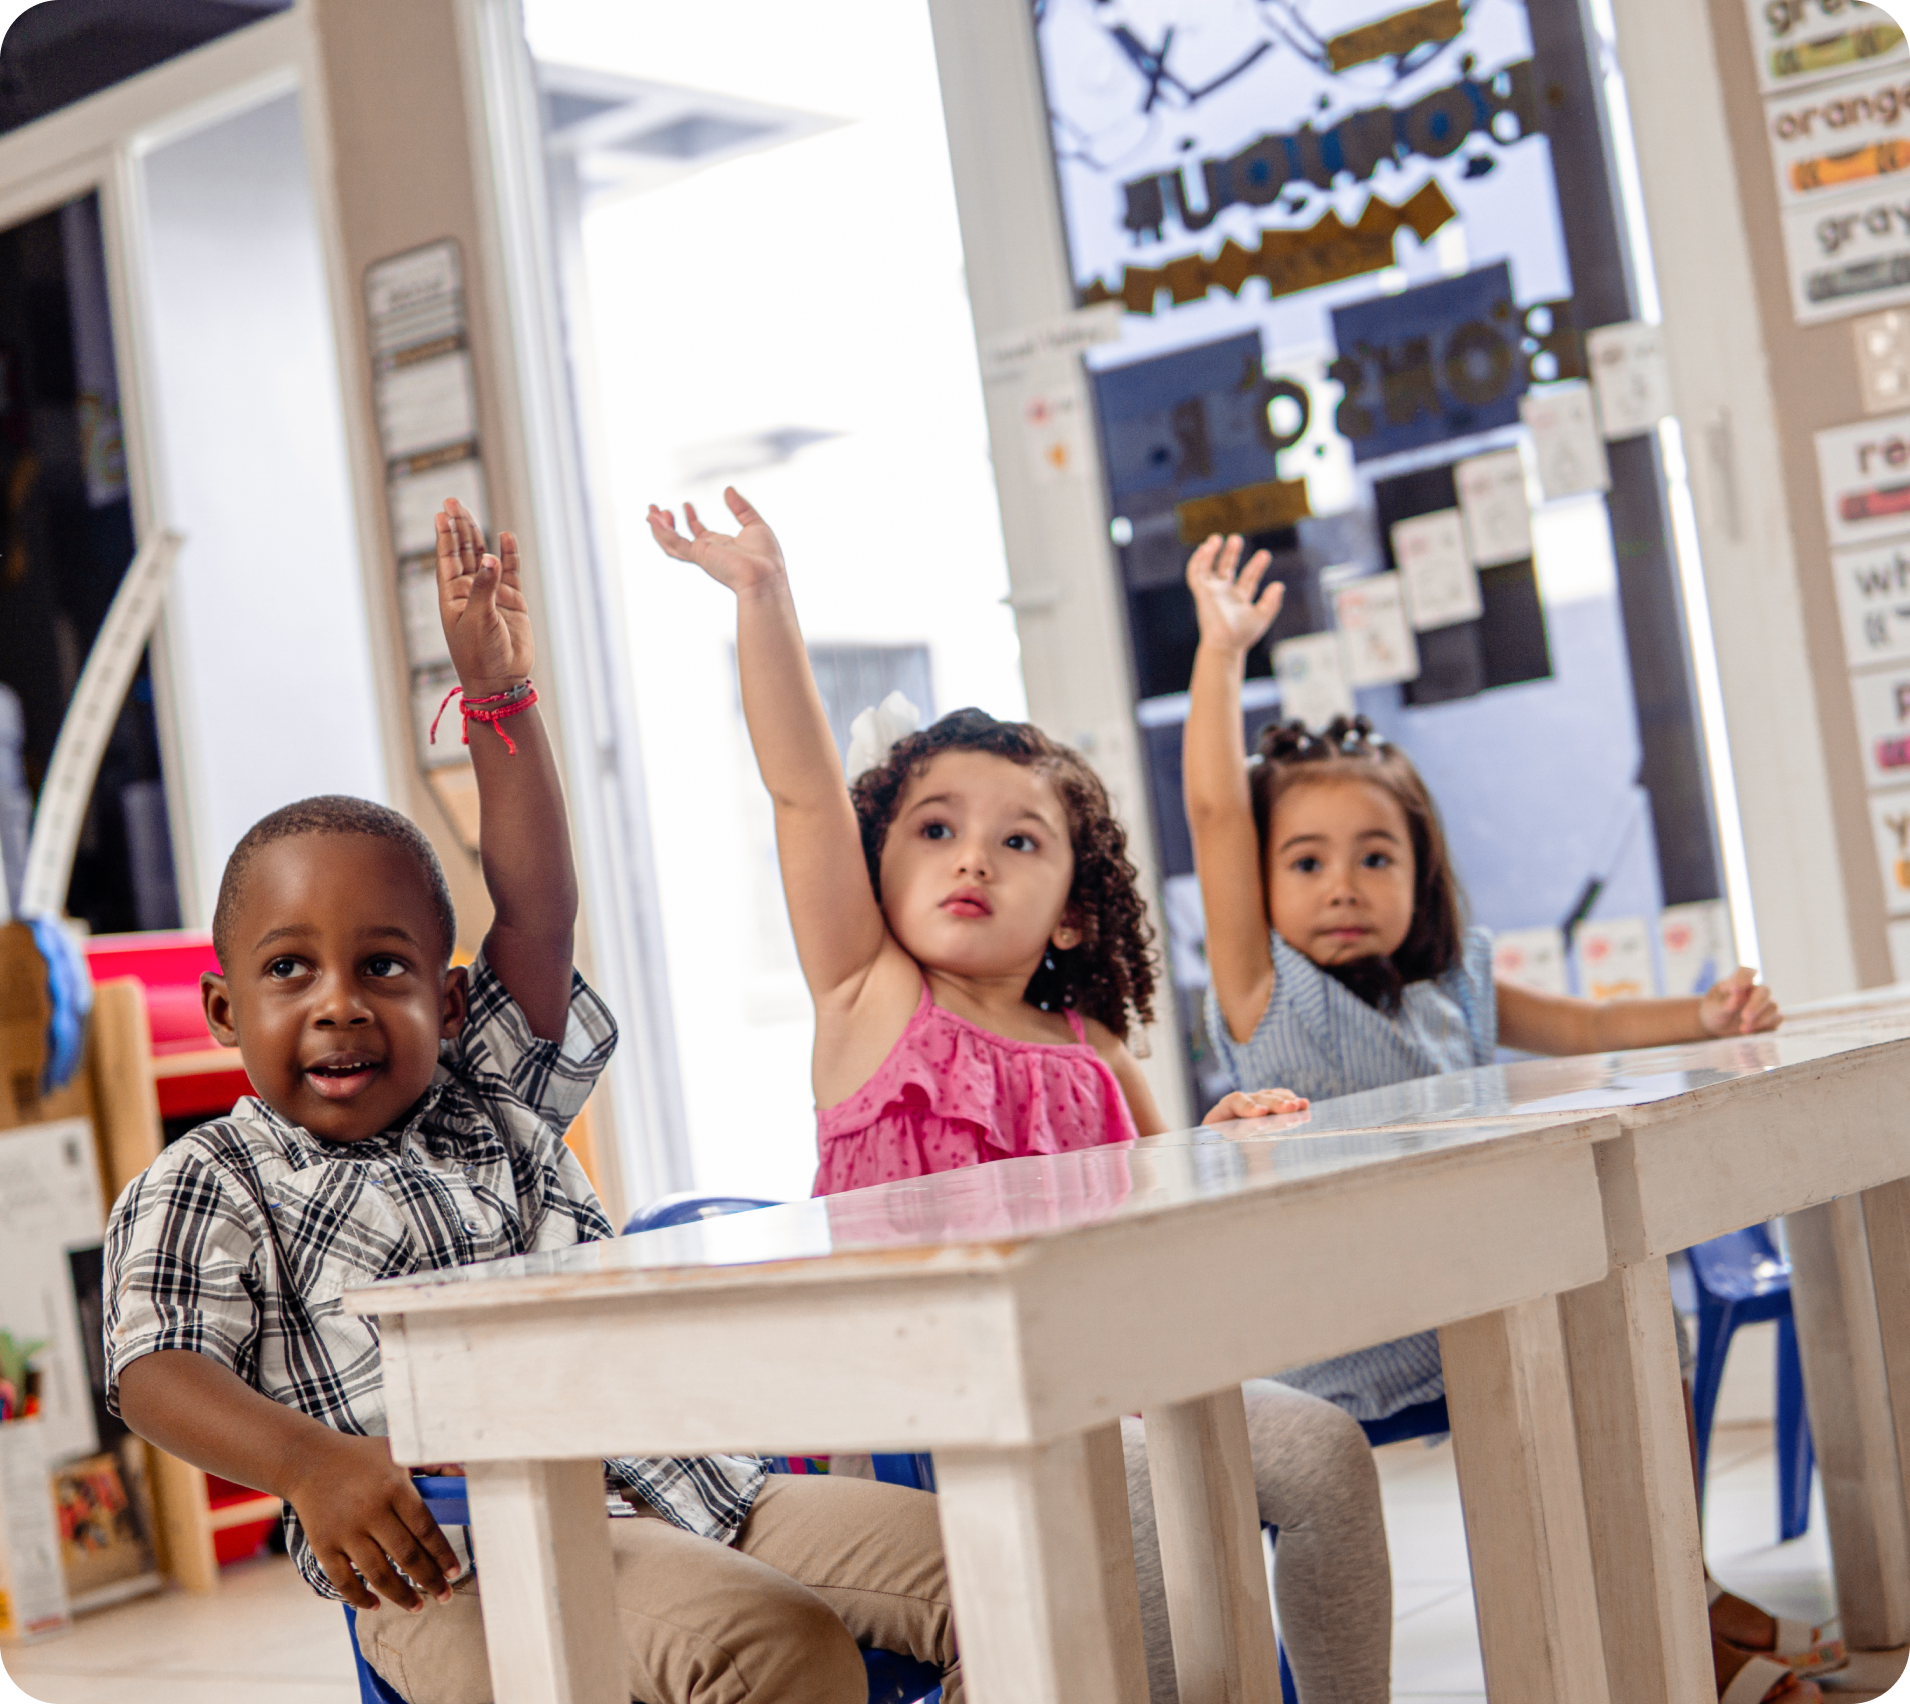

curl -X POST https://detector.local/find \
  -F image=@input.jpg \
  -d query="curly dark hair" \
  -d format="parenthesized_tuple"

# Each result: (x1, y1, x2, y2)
(850, 708, 1157, 1038)
(213, 795, 456, 969)
(1249, 715, 1464, 1007)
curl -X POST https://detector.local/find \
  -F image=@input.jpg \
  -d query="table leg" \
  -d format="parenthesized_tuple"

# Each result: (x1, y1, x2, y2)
(1557, 1259, 1711, 1704)
(1140, 1386, 1281, 1704)
(1864, 1177, 1910, 1556)
(1440, 1298, 1611, 1704)
(463, 1458, 622, 1704)
(1786, 1199, 1910, 1648)
(935, 1430, 1149, 1704)
(1082, 1420, 1152, 1704)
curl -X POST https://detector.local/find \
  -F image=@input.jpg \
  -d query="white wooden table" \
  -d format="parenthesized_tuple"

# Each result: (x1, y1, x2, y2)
(348, 1110, 1619, 1704)
(1173, 1022, 1910, 1704)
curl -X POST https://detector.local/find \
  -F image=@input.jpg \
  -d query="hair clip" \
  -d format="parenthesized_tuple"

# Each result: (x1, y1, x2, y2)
(845, 691, 922, 781)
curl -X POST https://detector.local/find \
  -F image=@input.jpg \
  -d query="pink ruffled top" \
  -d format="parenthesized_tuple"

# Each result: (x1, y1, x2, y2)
(812, 981, 1139, 1195)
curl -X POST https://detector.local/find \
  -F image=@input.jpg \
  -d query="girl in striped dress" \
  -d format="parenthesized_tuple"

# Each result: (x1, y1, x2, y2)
(1182, 532, 1831, 1704)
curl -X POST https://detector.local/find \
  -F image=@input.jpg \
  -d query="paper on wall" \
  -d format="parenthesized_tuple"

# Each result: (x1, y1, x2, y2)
(1870, 788, 1910, 915)
(1492, 926, 1569, 996)
(1332, 573, 1420, 687)
(1831, 539, 1910, 666)
(1783, 191, 1910, 325)
(1658, 900, 1734, 996)
(1454, 448, 1532, 567)
(1273, 630, 1355, 728)
(1391, 510, 1483, 629)
(1019, 363, 1093, 485)
(375, 350, 477, 463)
(1848, 663, 1910, 783)
(1763, 63, 1910, 211)
(1816, 410, 1910, 544)
(398, 567, 453, 670)
(388, 456, 487, 560)
(1586, 321, 1674, 438)
(0, 1419, 68, 1640)
(1521, 383, 1611, 500)
(1743, 0, 1905, 95)
(1573, 915, 1656, 1001)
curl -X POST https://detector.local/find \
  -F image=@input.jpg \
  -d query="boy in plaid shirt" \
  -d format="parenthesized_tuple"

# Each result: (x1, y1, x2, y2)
(104, 501, 959, 1704)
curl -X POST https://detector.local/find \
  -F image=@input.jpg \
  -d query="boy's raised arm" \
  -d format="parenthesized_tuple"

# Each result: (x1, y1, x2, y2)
(436, 502, 578, 1041)
(648, 489, 891, 1009)
(1184, 534, 1285, 1045)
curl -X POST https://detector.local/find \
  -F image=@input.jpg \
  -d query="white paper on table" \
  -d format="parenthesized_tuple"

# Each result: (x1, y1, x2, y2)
(1332, 573, 1419, 687)
(1573, 915, 1657, 1000)
(1870, 789, 1910, 917)
(375, 350, 476, 461)
(1392, 509, 1483, 630)
(1273, 630, 1355, 728)
(1586, 321, 1673, 439)
(1831, 540, 1910, 667)
(388, 456, 487, 560)
(1521, 383, 1611, 499)
(1658, 900, 1734, 996)
(1455, 448, 1532, 566)
(1019, 360, 1092, 485)
(1849, 664, 1910, 784)
(1816, 411, 1910, 547)
(1492, 926, 1569, 996)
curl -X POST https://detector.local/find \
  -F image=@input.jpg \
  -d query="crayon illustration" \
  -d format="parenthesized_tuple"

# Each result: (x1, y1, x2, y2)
(1772, 21, 1906, 82)
(1792, 138, 1910, 194)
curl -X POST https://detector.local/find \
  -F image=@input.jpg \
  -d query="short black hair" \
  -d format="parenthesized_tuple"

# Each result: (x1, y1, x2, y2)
(212, 796, 457, 968)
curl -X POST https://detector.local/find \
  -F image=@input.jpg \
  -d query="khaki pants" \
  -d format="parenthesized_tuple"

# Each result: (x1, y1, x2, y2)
(357, 1475, 960, 1704)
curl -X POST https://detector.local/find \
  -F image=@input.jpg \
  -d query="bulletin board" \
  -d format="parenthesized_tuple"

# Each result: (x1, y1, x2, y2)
(1030, 0, 1733, 1099)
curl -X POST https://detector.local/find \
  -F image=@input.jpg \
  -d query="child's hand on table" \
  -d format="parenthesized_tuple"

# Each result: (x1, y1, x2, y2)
(1699, 967, 1781, 1036)
(1186, 532, 1285, 657)
(1203, 1087, 1310, 1131)
(286, 1430, 462, 1614)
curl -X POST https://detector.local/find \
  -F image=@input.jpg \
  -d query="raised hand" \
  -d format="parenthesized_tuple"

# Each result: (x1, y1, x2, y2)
(437, 499, 532, 693)
(1187, 532, 1284, 656)
(1699, 966, 1782, 1036)
(648, 487, 785, 593)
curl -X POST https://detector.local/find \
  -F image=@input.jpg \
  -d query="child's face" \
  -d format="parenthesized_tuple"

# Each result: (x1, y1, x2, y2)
(878, 750, 1080, 986)
(202, 834, 467, 1143)
(1266, 777, 1416, 967)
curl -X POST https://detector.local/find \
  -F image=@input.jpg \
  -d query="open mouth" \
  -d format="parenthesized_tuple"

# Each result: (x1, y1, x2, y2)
(304, 1057, 383, 1100)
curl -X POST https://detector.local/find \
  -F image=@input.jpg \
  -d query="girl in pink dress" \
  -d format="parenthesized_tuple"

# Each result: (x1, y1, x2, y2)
(650, 489, 1296, 1190)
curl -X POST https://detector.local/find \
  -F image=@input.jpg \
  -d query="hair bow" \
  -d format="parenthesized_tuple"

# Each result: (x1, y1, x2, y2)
(845, 690, 922, 781)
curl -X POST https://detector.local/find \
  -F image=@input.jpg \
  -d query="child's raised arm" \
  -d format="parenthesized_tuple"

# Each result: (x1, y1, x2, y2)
(648, 490, 890, 1010)
(1184, 534, 1286, 1045)
(437, 501, 578, 1040)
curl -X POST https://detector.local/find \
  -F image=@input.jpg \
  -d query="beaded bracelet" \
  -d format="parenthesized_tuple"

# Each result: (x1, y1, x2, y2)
(430, 678, 537, 756)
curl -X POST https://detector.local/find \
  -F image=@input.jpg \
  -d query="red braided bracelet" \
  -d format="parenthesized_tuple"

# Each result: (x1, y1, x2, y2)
(431, 679, 537, 756)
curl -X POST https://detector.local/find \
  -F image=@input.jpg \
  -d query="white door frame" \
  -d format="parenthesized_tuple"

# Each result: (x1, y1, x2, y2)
(0, 3, 690, 1206)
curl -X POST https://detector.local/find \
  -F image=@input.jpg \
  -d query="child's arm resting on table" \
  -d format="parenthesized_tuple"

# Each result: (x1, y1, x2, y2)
(437, 501, 578, 1042)
(1184, 535, 1287, 1046)
(1498, 965, 1780, 1056)
(116, 1350, 459, 1613)
(648, 490, 891, 1012)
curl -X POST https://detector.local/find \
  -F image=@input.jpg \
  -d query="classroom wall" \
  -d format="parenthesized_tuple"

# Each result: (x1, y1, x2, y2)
(137, 93, 386, 924)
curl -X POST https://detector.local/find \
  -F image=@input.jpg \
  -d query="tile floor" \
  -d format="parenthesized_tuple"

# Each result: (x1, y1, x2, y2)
(1, 1418, 1901, 1703)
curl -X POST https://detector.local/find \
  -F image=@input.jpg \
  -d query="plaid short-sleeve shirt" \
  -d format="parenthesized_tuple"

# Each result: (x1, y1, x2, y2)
(104, 954, 766, 1596)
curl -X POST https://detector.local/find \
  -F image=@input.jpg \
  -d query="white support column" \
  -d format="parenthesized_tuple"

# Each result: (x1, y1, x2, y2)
(924, 0, 1190, 1127)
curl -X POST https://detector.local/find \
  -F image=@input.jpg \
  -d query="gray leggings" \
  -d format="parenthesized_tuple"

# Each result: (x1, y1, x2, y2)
(1121, 1379, 1392, 1704)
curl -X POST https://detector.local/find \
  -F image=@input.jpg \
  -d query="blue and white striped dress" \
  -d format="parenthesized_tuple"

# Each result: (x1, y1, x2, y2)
(1204, 925, 1497, 1421)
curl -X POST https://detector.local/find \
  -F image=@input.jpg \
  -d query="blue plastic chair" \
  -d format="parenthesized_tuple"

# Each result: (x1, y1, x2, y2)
(344, 1472, 943, 1704)
(1684, 1226, 1814, 1542)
